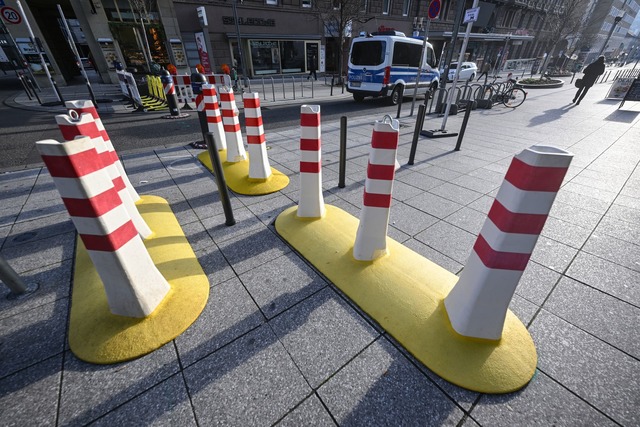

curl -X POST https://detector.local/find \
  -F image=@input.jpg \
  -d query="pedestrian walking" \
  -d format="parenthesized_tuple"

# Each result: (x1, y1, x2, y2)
(307, 55, 317, 81)
(572, 56, 605, 105)
(477, 62, 491, 81)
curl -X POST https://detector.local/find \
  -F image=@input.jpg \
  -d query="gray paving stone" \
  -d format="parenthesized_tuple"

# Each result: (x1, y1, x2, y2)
(444, 206, 486, 235)
(390, 180, 425, 202)
(451, 173, 500, 194)
(561, 182, 618, 204)
(89, 374, 197, 427)
(0, 232, 75, 275)
(530, 236, 579, 273)
(473, 370, 616, 426)
(0, 260, 72, 320)
(428, 182, 483, 206)
(415, 221, 475, 264)
(239, 252, 327, 319)
(270, 287, 379, 388)
(554, 189, 611, 214)
(184, 325, 310, 426)
(0, 298, 68, 378)
(544, 276, 640, 358)
(389, 203, 439, 237)
(530, 310, 640, 426)
(566, 251, 640, 305)
(466, 194, 495, 215)
(396, 171, 446, 191)
(275, 393, 336, 426)
(606, 203, 640, 226)
(509, 294, 538, 326)
(583, 232, 640, 273)
(403, 238, 463, 274)
(172, 219, 214, 253)
(175, 277, 263, 367)
(595, 214, 640, 246)
(317, 337, 463, 426)
(541, 216, 593, 249)
(0, 206, 19, 228)
(404, 191, 464, 220)
(217, 226, 291, 274)
(3, 212, 74, 249)
(0, 355, 61, 427)
(246, 194, 295, 225)
(515, 261, 561, 306)
(549, 201, 603, 229)
(194, 242, 236, 287)
(59, 344, 180, 426)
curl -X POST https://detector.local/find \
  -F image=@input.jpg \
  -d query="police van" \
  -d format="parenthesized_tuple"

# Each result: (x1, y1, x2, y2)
(347, 31, 440, 105)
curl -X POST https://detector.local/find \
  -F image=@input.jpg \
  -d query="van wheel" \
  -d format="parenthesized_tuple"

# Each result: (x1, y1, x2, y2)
(353, 94, 364, 102)
(389, 86, 403, 105)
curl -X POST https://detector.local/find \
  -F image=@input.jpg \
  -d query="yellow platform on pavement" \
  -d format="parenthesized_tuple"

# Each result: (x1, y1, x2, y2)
(69, 195, 209, 364)
(275, 204, 537, 394)
(198, 150, 289, 195)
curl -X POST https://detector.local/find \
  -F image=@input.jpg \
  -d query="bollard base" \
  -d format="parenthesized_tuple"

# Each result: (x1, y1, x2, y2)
(162, 113, 190, 120)
(421, 129, 458, 138)
(6, 282, 40, 300)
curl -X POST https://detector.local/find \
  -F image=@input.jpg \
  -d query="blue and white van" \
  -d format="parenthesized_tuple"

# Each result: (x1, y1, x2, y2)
(347, 31, 440, 105)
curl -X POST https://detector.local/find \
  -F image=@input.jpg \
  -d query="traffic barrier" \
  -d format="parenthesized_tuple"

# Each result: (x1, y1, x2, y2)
(65, 100, 140, 202)
(173, 74, 233, 110)
(56, 112, 151, 239)
(243, 92, 271, 180)
(140, 75, 167, 111)
(116, 70, 144, 110)
(444, 145, 573, 340)
(353, 115, 399, 261)
(297, 104, 325, 218)
(36, 136, 170, 318)
(201, 84, 227, 151)
(218, 87, 247, 163)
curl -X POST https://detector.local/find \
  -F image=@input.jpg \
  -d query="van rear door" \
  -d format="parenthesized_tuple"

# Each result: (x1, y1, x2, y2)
(349, 40, 386, 84)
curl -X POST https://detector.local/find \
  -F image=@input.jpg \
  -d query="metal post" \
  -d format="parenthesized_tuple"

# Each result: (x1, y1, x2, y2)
(339, 116, 347, 188)
(26, 76, 41, 105)
(1, 256, 38, 297)
(396, 87, 404, 118)
(57, 4, 97, 108)
(331, 75, 335, 96)
(232, 0, 248, 89)
(16, 0, 59, 102)
(301, 75, 304, 97)
(570, 72, 576, 84)
(282, 76, 286, 99)
(205, 132, 236, 226)
(311, 79, 314, 98)
(270, 77, 275, 101)
(161, 70, 181, 117)
(408, 104, 426, 165)
(18, 74, 32, 100)
(455, 103, 472, 151)
(411, 18, 431, 116)
(292, 76, 296, 100)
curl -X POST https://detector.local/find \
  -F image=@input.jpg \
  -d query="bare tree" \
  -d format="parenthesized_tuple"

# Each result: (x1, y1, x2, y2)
(128, 0, 154, 72)
(313, 0, 372, 82)
(537, 0, 591, 75)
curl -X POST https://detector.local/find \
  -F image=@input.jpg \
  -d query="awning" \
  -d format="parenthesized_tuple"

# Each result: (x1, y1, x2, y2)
(225, 33, 321, 40)
(430, 32, 535, 42)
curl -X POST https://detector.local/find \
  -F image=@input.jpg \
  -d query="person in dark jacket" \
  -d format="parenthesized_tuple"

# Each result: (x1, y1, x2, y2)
(307, 55, 317, 81)
(573, 56, 606, 105)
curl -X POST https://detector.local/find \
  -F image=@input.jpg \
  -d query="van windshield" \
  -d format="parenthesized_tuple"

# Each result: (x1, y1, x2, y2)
(350, 41, 386, 66)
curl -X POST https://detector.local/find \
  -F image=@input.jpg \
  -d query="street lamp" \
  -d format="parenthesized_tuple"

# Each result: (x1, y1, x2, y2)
(597, 14, 624, 58)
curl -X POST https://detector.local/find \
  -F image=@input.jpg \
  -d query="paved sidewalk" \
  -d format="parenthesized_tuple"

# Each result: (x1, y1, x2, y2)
(1, 77, 640, 426)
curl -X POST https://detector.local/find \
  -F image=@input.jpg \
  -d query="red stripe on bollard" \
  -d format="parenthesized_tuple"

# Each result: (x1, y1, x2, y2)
(247, 134, 266, 144)
(371, 131, 400, 149)
(363, 191, 392, 208)
(41, 151, 105, 178)
(488, 201, 548, 235)
(206, 115, 223, 123)
(245, 117, 263, 127)
(300, 161, 321, 173)
(62, 188, 123, 217)
(505, 158, 568, 192)
(244, 98, 260, 108)
(301, 114, 320, 127)
(80, 220, 139, 252)
(367, 164, 395, 180)
(300, 138, 321, 151)
(473, 234, 531, 271)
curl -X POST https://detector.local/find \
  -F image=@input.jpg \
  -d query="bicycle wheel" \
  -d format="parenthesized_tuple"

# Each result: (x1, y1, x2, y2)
(502, 87, 527, 108)
(482, 86, 493, 100)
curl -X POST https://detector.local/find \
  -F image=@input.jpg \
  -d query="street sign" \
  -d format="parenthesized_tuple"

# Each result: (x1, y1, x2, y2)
(427, 0, 441, 19)
(1, 6, 22, 24)
(463, 7, 480, 24)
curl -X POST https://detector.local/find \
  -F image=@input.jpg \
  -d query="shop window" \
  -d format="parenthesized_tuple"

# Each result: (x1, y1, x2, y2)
(280, 40, 305, 73)
(250, 40, 280, 75)
(382, 0, 391, 14)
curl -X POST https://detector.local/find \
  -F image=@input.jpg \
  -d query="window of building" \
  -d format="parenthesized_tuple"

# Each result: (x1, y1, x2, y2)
(382, 0, 391, 15)
(402, 0, 411, 16)
(302, 0, 312, 7)
(266, 0, 278, 5)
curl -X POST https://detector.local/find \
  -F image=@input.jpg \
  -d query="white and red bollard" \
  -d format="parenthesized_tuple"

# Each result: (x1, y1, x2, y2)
(297, 105, 325, 218)
(36, 136, 170, 318)
(218, 87, 247, 163)
(444, 145, 573, 340)
(353, 116, 399, 261)
(242, 92, 271, 180)
(201, 84, 227, 151)
(65, 100, 140, 202)
(56, 112, 152, 239)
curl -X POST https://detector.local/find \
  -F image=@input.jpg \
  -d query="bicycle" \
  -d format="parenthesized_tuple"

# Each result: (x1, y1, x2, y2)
(481, 75, 527, 108)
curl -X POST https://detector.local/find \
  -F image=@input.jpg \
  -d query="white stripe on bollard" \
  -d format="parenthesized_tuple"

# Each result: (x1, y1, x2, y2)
(56, 112, 152, 239)
(65, 100, 140, 202)
(353, 117, 400, 261)
(37, 137, 170, 318)
(243, 92, 272, 180)
(218, 87, 247, 163)
(297, 105, 325, 218)
(444, 145, 573, 340)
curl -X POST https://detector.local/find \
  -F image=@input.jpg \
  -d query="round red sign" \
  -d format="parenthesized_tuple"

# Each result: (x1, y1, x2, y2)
(428, 0, 441, 19)
(1, 7, 22, 25)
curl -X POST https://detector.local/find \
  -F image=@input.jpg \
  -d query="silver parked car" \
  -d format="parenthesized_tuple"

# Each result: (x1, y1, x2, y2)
(443, 62, 478, 82)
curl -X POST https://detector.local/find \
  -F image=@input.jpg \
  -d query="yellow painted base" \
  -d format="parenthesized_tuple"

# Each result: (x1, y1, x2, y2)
(275, 205, 537, 394)
(69, 195, 210, 364)
(197, 150, 289, 195)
